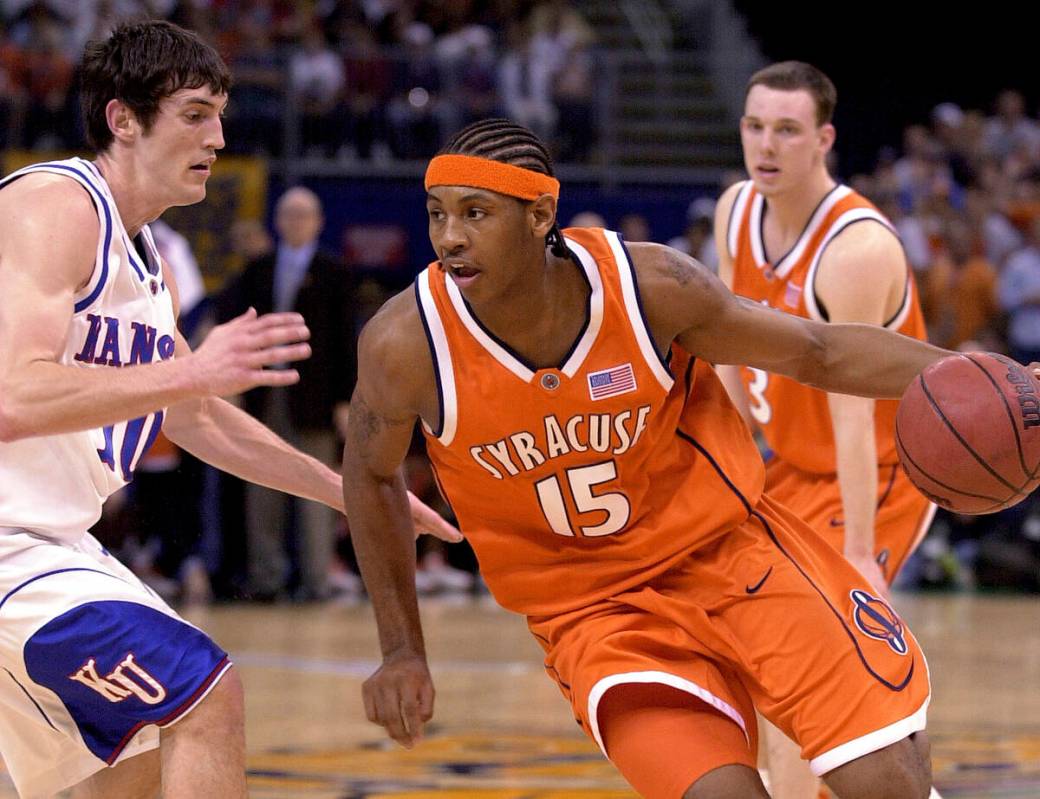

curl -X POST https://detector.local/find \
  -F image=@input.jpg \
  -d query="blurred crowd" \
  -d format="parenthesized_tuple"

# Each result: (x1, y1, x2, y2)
(846, 91, 1040, 594)
(0, 0, 600, 162)
(3, 1, 1040, 602)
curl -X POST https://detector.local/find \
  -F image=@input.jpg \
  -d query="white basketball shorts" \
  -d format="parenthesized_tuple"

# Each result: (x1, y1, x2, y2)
(0, 528, 230, 798)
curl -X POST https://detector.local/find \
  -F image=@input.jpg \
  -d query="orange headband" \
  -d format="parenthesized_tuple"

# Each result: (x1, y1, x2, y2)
(424, 154, 560, 201)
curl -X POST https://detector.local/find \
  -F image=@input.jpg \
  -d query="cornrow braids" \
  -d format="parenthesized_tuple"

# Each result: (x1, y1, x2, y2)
(440, 118, 570, 258)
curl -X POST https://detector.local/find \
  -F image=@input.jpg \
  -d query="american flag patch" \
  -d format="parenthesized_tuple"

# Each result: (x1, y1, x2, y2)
(587, 363, 637, 400)
(783, 282, 803, 308)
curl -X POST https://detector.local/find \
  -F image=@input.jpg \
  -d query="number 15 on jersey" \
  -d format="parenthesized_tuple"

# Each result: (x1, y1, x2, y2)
(534, 460, 631, 537)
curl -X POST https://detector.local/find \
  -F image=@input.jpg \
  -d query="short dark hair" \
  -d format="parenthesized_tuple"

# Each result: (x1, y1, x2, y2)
(439, 118, 569, 257)
(80, 20, 232, 152)
(746, 61, 837, 126)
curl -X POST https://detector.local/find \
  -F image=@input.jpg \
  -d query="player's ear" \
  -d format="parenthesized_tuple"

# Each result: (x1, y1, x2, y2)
(105, 99, 138, 145)
(529, 194, 557, 239)
(819, 122, 836, 154)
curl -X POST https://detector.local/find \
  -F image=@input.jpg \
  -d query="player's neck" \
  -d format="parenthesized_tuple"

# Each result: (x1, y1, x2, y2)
(469, 252, 587, 369)
(763, 170, 838, 238)
(93, 153, 164, 238)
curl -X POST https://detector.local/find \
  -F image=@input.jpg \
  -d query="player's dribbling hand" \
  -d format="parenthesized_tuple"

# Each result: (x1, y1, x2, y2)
(846, 550, 892, 603)
(191, 308, 312, 395)
(408, 491, 464, 543)
(362, 654, 434, 748)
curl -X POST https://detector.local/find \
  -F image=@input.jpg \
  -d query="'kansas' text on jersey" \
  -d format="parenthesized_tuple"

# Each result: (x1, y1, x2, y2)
(418, 227, 764, 616)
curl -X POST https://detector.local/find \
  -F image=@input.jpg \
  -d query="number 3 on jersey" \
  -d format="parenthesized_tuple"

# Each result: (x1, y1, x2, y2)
(534, 461, 631, 537)
(746, 367, 772, 424)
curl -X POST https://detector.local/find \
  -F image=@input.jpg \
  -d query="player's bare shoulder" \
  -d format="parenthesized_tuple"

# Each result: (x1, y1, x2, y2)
(356, 284, 438, 424)
(815, 217, 908, 324)
(627, 241, 733, 347)
(0, 172, 99, 289)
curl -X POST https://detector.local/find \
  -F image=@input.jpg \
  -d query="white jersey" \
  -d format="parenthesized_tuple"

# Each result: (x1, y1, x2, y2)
(0, 158, 177, 542)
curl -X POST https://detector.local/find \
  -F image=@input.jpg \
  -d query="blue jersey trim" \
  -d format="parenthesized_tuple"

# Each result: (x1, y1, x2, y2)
(4, 161, 116, 314)
(3, 667, 58, 731)
(0, 567, 127, 613)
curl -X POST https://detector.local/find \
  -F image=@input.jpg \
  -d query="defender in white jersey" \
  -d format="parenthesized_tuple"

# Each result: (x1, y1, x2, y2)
(0, 21, 457, 799)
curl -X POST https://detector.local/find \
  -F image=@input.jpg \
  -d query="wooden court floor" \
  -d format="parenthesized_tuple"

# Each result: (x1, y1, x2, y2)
(2, 591, 1039, 798)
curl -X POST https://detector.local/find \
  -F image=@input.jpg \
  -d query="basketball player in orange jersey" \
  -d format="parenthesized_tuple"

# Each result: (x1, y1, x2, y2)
(714, 62, 938, 799)
(343, 118, 955, 799)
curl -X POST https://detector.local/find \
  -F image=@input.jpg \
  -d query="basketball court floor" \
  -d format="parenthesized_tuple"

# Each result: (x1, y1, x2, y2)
(1, 591, 1038, 798)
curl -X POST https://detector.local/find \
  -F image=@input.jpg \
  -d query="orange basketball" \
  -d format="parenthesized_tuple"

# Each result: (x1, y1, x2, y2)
(895, 352, 1040, 514)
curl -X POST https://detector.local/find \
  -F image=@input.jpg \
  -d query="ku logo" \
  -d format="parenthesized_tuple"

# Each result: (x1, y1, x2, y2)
(68, 653, 168, 705)
(850, 589, 909, 656)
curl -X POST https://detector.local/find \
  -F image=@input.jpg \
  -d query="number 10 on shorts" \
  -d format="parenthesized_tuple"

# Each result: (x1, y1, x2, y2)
(535, 461, 631, 537)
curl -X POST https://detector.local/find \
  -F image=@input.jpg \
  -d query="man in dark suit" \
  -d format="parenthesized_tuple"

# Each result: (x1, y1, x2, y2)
(222, 186, 357, 600)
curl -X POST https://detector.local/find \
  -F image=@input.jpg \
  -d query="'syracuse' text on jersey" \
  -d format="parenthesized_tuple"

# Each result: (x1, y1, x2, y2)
(0, 158, 176, 541)
(417, 227, 764, 617)
(727, 181, 927, 474)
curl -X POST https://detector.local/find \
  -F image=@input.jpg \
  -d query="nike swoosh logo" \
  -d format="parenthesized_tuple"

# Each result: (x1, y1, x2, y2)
(829, 516, 845, 527)
(745, 566, 773, 594)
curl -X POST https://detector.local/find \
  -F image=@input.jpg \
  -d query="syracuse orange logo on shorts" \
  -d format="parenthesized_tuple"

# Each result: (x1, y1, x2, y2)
(850, 589, 908, 656)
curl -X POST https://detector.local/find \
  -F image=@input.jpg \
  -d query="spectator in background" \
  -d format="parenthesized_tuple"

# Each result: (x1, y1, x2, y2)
(983, 89, 1040, 163)
(618, 212, 651, 242)
(440, 24, 499, 130)
(9, 15, 75, 148)
(224, 14, 285, 155)
(0, 32, 27, 149)
(342, 22, 392, 160)
(230, 217, 275, 266)
(921, 219, 1000, 352)
(290, 23, 345, 158)
(568, 210, 606, 227)
(667, 197, 718, 272)
(498, 20, 557, 143)
(386, 21, 445, 159)
(999, 216, 1040, 367)
(219, 187, 359, 602)
(930, 102, 976, 188)
(964, 185, 1021, 268)
(552, 39, 596, 162)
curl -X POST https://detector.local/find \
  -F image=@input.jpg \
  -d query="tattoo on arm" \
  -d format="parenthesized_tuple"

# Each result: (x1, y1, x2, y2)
(348, 392, 415, 462)
(351, 394, 384, 444)
(663, 249, 695, 286)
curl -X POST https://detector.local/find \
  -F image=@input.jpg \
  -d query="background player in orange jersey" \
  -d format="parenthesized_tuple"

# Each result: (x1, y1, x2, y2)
(343, 118, 955, 799)
(715, 62, 937, 799)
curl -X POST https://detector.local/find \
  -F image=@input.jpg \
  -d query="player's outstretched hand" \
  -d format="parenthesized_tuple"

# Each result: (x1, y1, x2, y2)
(362, 654, 434, 748)
(191, 308, 311, 396)
(408, 491, 463, 543)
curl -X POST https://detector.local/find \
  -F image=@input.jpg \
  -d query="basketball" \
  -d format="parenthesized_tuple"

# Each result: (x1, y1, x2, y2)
(896, 352, 1040, 514)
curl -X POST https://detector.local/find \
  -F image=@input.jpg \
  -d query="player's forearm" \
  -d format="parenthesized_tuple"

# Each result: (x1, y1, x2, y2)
(800, 324, 949, 399)
(0, 357, 203, 441)
(165, 396, 343, 510)
(343, 467, 427, 660)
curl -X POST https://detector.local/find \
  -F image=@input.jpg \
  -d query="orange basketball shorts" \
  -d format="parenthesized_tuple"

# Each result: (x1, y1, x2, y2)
(765, 457, 936, 582)
(527, 494, 931, 798)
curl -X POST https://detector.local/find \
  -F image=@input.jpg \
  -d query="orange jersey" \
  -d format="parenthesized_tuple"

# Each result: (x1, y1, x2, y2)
(727, 181, 928, 474)
(418, 227, 764, 616)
